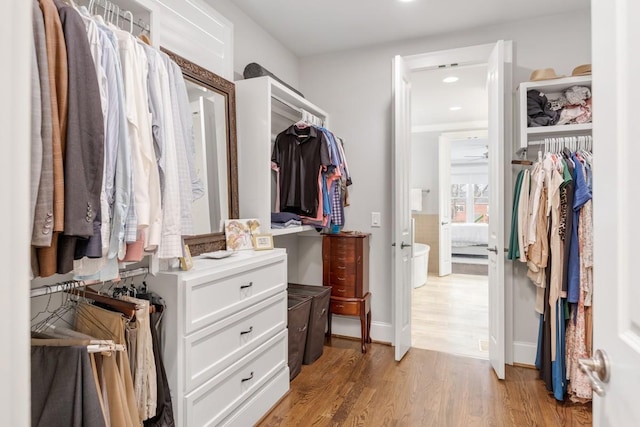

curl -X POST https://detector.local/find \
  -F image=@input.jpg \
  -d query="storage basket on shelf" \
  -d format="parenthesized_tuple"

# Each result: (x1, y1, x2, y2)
(288, 283, 332, 364)
(287, 295, 312, 380)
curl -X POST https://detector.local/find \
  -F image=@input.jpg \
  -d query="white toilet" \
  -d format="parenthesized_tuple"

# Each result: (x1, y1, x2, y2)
(412, 243, 430, 288)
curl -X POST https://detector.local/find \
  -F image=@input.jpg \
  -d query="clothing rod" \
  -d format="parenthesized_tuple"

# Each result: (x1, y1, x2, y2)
(91, 0, 150, 33)
(87, 343, 126, 353)
(271, 95, 304, 115)
(30, 267, 149, 298)
(271, 95, 324, 123)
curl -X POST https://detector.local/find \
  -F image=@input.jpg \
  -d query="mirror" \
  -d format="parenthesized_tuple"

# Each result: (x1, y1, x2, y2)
(161, 48, 239, 255)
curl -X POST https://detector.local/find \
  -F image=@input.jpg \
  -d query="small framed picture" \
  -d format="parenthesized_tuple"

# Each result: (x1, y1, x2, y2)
(179, 244, 194, 270)
(253, 233, 274, 251)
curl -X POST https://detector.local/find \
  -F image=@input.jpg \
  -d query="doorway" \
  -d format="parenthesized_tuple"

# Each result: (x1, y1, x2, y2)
(409, 65, 490, 360)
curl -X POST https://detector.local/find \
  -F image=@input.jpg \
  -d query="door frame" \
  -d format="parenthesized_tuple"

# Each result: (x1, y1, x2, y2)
(401, 42, 514, 365)
(438, 129, 489, 276)
(1, 0, 31, 425)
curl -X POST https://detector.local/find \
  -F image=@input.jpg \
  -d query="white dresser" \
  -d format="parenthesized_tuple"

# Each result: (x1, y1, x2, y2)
(150, 249, 289, 426)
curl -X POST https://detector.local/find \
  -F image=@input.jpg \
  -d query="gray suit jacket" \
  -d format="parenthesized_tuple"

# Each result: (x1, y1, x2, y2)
(54, 0, 104, 273)
(32, 0, 54, 248)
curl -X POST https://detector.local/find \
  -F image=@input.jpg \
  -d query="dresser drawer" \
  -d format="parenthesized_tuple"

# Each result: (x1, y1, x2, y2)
(185, 259, 286, 334)
(184, 330, 287, 427)
(330, 299, 362, 316)
(331, 237, 356, 252)
(184, 292, 287, 392)
(220, 367, 289, 427)
(330, 282, 355, 298)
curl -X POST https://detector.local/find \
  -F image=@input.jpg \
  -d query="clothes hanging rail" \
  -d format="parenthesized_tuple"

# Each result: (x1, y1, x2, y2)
(529, 136, 593, 154)
(271, 95, 325, 127)
(88, 0, 151, 34)
(30, 267, 149, 298)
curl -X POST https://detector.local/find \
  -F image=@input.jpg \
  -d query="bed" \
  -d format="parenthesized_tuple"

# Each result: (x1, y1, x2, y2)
(450, 223, 488, 257)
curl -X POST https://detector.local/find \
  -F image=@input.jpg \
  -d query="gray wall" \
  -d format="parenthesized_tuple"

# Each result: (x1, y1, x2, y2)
(297, 9, 591, 361)
(411, 132, 440, 215)
(204, 0, 300, 88)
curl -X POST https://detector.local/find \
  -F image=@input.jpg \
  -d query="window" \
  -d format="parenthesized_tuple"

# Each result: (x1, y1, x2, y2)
(451, 183, 489, 223)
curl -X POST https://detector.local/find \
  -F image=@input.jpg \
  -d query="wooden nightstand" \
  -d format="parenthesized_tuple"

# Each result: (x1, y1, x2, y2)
(322, 232, 371, 353)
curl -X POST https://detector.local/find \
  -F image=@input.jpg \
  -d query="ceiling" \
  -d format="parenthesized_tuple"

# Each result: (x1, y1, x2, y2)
(411, 64, 488, 128)
(230, 0, 590, 57)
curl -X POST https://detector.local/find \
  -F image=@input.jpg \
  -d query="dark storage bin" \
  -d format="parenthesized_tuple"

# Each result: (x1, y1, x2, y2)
(288, 283, 331, 364)
(287, 295, 312, 381)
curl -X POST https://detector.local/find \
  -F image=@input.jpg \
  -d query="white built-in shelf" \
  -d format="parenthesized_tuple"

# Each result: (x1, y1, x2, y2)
(518, 75, 592, 149)
(271, 225, 316, 236)
(526, 123, 593, 142)
(236, 76, 329, 236)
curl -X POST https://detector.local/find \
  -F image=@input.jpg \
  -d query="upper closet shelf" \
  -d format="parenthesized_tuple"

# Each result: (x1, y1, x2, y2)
(518, 74, 592, 149)
(271, 225, 316, 236)
(236, 76, 330, 235)
(526, 122, 592, 136)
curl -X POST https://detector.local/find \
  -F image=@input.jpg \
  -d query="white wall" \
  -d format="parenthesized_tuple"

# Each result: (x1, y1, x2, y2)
(204, 0, 300, 88)
(298, 9, 591, 359)
(411, 132, 439, 215)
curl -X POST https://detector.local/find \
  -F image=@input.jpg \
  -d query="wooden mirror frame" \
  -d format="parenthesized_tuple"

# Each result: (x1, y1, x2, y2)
(161, 47, 239, 255)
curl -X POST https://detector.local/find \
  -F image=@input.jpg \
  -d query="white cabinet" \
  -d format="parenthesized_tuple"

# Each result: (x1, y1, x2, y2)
(149, 249, 289, 426)
(235, 76, 329, 236)
(518, 75, 592, 151)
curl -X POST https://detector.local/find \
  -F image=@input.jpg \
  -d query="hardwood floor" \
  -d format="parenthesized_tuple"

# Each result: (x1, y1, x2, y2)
(258, 338, 592, 427)
(412, 274, 489, 360)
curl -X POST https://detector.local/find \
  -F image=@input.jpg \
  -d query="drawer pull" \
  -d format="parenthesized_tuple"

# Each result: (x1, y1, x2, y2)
(240, 282, 253, 290)
(298, 325, 307, 333)
(241, 371, 254, 383)
(335, 304, 345, 308)
(337, 277, 345, 281)
(338, 257, 347, 261)
(337, 265, 346, 269)
(320, 308, 326, 316)
(336, 288, 346, 293)
(240, 326, 253, 335)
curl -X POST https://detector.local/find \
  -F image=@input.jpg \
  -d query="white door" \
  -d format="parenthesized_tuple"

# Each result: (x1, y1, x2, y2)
(392, 55, 412, 361)
(591, 0, 640, 424)
(487, 40, 508, 380)
(438, 135, 452, 276)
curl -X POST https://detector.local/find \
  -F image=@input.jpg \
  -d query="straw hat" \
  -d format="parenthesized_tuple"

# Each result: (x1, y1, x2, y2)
(572, 64, 592, 76)
(530, 68, 565, 81)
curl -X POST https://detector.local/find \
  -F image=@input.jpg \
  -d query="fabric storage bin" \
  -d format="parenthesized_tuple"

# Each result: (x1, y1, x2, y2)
(287, 283, 331, 364)
(287, 295, 312, 380)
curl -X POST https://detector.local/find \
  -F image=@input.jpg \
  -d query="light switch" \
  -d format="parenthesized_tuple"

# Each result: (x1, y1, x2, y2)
(371, 212, 381, 227)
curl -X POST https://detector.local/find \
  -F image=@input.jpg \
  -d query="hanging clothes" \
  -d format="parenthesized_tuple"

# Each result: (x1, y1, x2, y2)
(272, 124, 331, 217)
(31, 344, 107, 427)
(508, 141, 593, 403)
(30, 3, 205, 279)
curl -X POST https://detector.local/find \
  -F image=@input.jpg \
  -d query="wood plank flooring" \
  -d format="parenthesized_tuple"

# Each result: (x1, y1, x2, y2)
(412, 274, 489, 360)
(258, 338, 592, 427)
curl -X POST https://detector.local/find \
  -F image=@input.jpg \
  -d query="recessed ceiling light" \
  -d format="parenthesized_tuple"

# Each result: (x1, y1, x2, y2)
(449, 106, 462, 111)
(443, 76, 459, 83)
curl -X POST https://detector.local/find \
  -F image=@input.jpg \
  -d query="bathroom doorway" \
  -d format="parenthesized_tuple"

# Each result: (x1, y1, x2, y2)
(410, 63, 490, 360)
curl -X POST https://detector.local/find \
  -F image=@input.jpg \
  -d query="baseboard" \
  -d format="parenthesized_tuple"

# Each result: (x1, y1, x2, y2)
(513, 341, 537, 366)
(330, 316, 393, 344)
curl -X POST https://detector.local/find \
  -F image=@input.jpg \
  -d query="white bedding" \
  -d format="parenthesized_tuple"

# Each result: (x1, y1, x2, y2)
(451, 223, 488, 247)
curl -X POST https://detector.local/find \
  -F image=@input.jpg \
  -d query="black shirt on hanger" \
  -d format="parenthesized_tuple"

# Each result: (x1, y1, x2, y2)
(272, 125, 330, 217)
